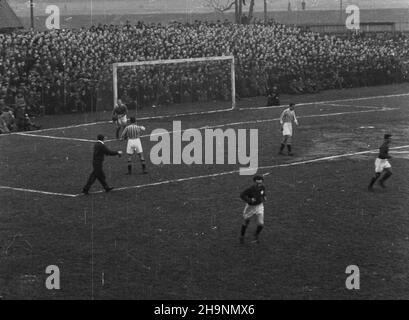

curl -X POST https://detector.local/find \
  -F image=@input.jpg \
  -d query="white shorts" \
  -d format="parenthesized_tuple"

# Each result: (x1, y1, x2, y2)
(127, 138, 143, 155)
(243, 203, 264, 225)
(116, 115, 127, 127)
(375, 158, 391, 173)
(282, 122, 293, 136)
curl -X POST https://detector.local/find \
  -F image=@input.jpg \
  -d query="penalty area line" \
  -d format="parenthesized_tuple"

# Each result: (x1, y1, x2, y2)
(0, 186, 78, 198)
(3, 145, 408, 198)
(8, 107, 398, 144)
(3, 107, 234, 136)
(15, 132, 95, 143)
(132, 107, 398, 140)
(262, 145, 409, 177)
(240, 92, 409, 111)
(23, 120, 107, 134)
(83, 144, 409, 196)
(0, 91, 406, 139)
(324, 103, 379, 109)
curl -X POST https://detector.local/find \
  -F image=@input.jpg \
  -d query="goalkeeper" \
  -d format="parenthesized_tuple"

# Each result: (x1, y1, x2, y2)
(112, 99, 129, 139)
(239, 175, 267, 244)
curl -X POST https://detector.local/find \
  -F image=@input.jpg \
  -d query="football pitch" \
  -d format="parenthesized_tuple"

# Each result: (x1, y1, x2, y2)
(1, 84, 409, 299)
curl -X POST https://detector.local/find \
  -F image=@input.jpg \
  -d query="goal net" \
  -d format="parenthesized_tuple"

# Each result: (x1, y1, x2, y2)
(111, 56, 236, 119)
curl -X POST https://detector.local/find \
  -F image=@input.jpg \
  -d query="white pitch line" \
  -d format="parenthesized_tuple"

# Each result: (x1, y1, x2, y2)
(136, 106, 234, 121)
(15, 132, 95, 143)
(9, 107, 397, 144)
(316, 92, 409, 104)
(104, 107, 396, 142)
(3, 144, 408, 198)
(0, 186, 77, 198)
(367, 150, 409, 154)
(7, 107, 233, 135)
(26, 120, 106, 134)
(263, 145, 409, 176)
(239, 92, 409, 111)
(82, 144, 409, 196)
(0, 91, 407, 139)
(388, 151, 409, 154)
(324, 103, 379, 109)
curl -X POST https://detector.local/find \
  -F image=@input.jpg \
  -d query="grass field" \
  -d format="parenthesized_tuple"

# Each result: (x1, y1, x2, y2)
(1, 83, 409, 299)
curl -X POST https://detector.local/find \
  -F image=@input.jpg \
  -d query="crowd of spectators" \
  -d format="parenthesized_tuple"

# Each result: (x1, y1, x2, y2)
(1, 19, 409, 130)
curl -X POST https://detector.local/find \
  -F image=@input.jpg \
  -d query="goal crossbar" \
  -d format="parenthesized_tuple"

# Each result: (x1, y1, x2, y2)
(112, 56, 236, 113)
(113, 55, 234, 68)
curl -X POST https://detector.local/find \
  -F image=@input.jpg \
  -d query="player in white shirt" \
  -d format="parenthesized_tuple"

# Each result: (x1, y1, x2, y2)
(121, 116, 147, 175)
(279, 103, 299, 156)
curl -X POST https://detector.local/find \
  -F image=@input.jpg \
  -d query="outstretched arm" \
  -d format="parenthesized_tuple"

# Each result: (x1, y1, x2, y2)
(102, 144, 120, 156)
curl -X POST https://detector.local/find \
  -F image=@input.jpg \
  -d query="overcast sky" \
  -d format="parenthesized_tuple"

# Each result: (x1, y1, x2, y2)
(8, 0, 409, 13)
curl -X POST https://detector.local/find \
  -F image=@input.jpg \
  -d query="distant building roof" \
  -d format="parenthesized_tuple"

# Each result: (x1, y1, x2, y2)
(0, 0, 23, 31)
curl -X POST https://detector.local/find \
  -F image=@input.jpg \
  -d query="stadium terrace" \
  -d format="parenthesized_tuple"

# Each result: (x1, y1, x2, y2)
(0, 20, 408, 124)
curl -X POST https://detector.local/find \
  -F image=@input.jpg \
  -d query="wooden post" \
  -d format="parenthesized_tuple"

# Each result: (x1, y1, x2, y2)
(238, 0, 243, 24)
(30, 0, 34, 29)
(235, 0, 239, 23)
(248, 0, 255, 23)
(264, 0, 268, 24)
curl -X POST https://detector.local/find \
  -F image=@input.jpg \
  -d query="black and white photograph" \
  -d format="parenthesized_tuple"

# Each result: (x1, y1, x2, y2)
(1, 0, 409, 304)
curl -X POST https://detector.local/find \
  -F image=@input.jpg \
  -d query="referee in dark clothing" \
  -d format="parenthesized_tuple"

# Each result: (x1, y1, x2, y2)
(82, 134, 122, 194)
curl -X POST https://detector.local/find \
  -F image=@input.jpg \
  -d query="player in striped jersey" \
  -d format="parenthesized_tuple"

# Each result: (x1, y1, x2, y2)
(112, 99, 129, 139)
(279, 103, 299, 156)
(121, 117, 147, 175)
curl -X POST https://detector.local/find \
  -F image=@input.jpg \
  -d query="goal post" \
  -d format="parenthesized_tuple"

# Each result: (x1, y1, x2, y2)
(112, 56, 236, 119)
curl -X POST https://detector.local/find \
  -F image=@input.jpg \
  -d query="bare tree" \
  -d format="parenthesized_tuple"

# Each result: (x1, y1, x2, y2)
(238, 0, 243, 22)
(264, 0, 268, 23)
(202, 0, 257, 24)
(202, 0, 236, 13)
(248, 0, 255, 22)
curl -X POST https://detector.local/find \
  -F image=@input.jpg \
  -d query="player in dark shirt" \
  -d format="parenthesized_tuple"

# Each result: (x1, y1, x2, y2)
(368, 134, 393, 191)
(267, 86, 280, 106)
(240, 175, 267, 244)
(112, 100, 129, 139)
(82, 134, 123, 194)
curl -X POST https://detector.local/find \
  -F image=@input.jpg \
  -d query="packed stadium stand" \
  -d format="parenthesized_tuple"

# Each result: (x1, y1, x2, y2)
(0, 19, 408, 123)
